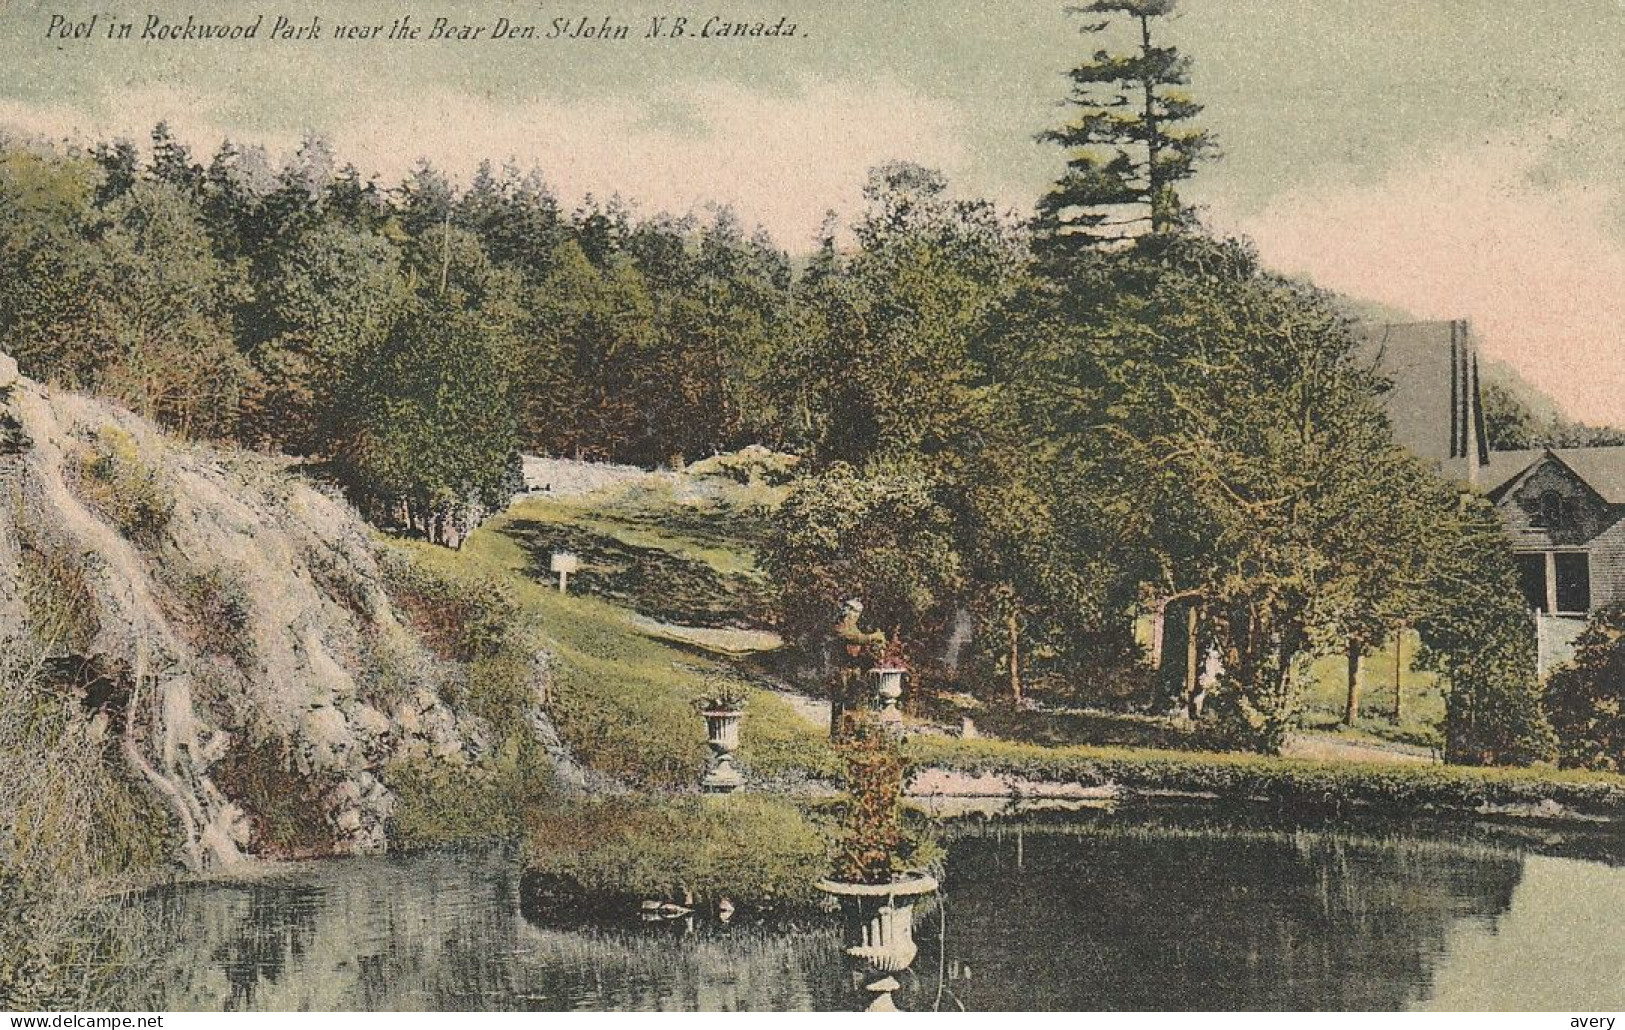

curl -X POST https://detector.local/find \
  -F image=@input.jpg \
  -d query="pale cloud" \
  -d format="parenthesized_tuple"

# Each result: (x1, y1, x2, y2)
(2, 78, 968, 250)
(1228, 126, 1625, 427)
(330, 79, 968, 248)
(0, 87, 303, 165)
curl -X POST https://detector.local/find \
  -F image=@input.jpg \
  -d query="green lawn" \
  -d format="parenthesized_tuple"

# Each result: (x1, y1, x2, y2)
(1298, 631, 1445, 749)
(480, 478, 778, 629)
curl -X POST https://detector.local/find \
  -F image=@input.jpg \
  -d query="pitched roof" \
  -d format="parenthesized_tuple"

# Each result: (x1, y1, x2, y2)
(1548, 447, 1625, 503)
(1474, 446, 1625, 504)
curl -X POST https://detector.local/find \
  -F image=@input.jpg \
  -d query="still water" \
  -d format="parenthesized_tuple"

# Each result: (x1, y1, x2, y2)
(103, 805, 1624, 1011)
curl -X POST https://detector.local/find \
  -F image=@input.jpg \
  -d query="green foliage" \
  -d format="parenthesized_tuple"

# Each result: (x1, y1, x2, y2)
(159, 564, 255, 670)
(16, 528, 100, 653)
(68, 425, 175, 547)
(247, 223, 408, 453)
(788, 163, 1020, 466)
(832, 715, 907, 884)
(1543, 607, 1625, 772)
(686, 445, 800, 486)
(1013, 237, 1467, 750)
(0, 654, 172, 886)
(384, 742, 552, 848)
(379, 546, 535, 730)
(211, 739, 340, 857)
(1413, 496, 1556, 767)
(342, 297, 519, 546)
(762, 459, 963, 662)
(1479, 372, 1625, 449)
(0, 877, 150, 1011)
(522, 795, 830, 910)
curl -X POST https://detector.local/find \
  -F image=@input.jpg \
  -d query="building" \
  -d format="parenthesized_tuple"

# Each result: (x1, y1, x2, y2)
(1363, 320, 1624, 671)
(1359, 319, 1490, 479)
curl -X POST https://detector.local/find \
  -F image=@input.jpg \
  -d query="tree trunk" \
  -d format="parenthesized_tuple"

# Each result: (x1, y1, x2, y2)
(1343, 639, 1362, 725)
(1149, 597, 1167, 670)
(1184, 605, 1200, 720)
(1139, 13, 1163, 232)
(1008, 610, 1022, 706)
(1392, 627, 1404, 724)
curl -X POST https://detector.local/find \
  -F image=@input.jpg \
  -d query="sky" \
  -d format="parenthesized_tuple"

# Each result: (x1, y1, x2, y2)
(3, 0, 1625, 423)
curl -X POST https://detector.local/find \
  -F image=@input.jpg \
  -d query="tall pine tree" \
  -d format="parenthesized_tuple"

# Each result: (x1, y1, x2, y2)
(1037, 1, 1215, 248)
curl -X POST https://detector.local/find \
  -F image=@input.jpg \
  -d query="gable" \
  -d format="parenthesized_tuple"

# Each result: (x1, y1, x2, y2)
(1495, 454, 1620, 548)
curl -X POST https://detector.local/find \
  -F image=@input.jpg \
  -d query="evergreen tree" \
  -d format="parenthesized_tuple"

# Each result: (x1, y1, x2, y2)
(1036, 1, 1215, 248)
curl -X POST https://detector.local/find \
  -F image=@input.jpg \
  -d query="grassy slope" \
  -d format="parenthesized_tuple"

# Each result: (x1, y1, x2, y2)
(443, 489, 835, 788)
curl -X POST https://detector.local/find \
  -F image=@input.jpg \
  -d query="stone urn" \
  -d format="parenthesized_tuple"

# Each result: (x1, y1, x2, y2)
(870, 665, 907, 726)
(817, 874, 938, 1010)
(700, 707, 745, 793)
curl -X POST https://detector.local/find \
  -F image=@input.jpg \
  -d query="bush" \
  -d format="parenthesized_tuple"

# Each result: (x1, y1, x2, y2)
(210, 738, 340, 857)
(384, 742, 552, 848)
(687, 446, 800, 487)
(159, 565, 254, 670)
(761, 458, 963, 664)
(16, 529, 99, 653)
(0, 653, 172, 886)
(1544, 607, 1625, 772)
(380, 546, 537, 730)
(831, 715, 906, 884)
(67, 424, 174, 546)
(522, 795, 830, 913)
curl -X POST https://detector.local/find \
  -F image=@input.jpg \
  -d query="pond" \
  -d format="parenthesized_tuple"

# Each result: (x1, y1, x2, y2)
(99, 803, 1625, 1012)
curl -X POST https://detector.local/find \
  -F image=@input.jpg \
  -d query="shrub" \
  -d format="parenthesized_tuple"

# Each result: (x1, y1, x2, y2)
(831, 715, 906, 884)
(384, 741, 552, 848)
(380, 546, 537, 730)
(210, 739, 341, 857)
(159, 565, 254, 670)
(16, 529, 99, 653)
(381, 550, 520, 663)
(909, 735, 1625, 820)
(67, 425, 175, 547)
(0, 652, 171, 886)
(1544, 607, 1625, 772)
(687, 446, 800, 487)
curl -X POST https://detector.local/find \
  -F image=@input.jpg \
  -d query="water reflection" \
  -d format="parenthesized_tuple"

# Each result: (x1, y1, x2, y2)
(98, 809, 1624, 1011)
(918, 814, 1530, 1011)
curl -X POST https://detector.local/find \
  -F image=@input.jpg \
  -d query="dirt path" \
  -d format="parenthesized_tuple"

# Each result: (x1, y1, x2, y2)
(518, 455, 650, 498)
(627, 615, 782, 655)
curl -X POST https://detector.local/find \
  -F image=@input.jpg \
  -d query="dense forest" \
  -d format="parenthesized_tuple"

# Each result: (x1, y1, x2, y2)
(0, 0, 1574, 764)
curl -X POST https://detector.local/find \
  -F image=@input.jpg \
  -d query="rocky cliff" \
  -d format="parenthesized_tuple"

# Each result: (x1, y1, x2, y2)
(0, 351, 490, 871)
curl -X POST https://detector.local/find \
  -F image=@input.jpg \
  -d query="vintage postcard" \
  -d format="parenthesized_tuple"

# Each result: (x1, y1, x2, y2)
(0, 0, 1621, 1018)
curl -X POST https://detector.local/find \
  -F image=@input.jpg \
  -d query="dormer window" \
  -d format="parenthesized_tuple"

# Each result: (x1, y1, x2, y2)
(1539, 490, 1567, 528)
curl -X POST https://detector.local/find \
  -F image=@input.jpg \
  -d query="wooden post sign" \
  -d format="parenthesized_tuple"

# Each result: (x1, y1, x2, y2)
(550, 550, 579, 594)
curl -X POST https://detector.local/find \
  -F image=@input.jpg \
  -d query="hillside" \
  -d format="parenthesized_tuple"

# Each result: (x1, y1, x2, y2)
(0, 351, 491, 877)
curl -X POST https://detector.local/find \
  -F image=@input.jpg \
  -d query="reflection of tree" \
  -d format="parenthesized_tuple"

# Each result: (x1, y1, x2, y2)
(81, 821, 1611, 1012)
(919, 816, 1526, 1011)
(102, 848, 853, 1012)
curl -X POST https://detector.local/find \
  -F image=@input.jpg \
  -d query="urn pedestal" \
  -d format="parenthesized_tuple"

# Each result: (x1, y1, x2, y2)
(816, 874, 938, 1011)
(701, 708, 744, 793)
(870, 666, 906, 727)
